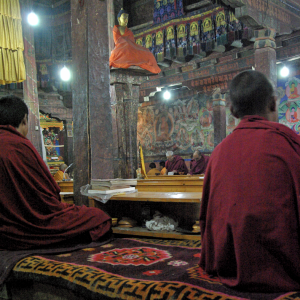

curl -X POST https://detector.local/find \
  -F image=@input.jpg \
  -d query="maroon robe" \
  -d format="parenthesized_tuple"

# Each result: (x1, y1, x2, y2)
(200, 116, 300, 292)
(165, 155, 188, 174)
(189, 155, 209, 175)
(0, 125, 111, 250)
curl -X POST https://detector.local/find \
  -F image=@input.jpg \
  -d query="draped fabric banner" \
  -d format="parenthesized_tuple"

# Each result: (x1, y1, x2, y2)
(0, 0, 26, 85)
(153, 0, 184, 25)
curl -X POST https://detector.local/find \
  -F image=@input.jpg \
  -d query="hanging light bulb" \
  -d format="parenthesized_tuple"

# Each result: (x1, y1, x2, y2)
(163, 90, 171, 100)
(60, 23, 71, 82)
(27, 12, 39, 26)
(60, 66, 71, 81)
(280, 66, 290, 77)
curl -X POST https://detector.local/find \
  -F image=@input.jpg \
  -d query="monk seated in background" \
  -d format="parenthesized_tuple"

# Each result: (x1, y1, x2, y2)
(200, 70, 300, 292)
(159, 161, 167, 175)
(53, 163, 69, 181)
(147, 162, 160, 175)
(189, 150, 209, 175)
(0, 95, 111, 250)
(165, 151, 188, 175)
(109, 9, 161, 74)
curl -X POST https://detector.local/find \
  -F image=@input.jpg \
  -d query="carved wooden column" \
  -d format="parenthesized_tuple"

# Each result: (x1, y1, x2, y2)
(212, 90, 226, 147)
(107, 0, 115, 54)
(110, 70, 146, 178)
(20, 0, 42, 156)
(254, 28, 277, 90)
(71, 0, 113, 206)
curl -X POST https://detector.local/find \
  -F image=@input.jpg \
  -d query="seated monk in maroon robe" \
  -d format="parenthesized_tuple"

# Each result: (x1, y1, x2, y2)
(200, 70, 300, 292)
(189, 150, 209, 175)
(0, 95, 111, 250)
(165, 151, 188, 175)
(109, 9, 161, 74)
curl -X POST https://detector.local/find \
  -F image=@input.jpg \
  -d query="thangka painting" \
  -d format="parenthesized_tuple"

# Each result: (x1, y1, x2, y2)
(137, 94, 214, 156)
(153, 0, 184, 24)
(278, 74, 300, 134)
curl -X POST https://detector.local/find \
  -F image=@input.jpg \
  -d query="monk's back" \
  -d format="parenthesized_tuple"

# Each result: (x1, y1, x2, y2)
(200, 117, 300, 292)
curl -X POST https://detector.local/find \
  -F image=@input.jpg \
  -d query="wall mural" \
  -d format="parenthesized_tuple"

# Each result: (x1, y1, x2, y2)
(137, 93, 214, 156)
(278, 74, 300, 134)
(139, 71, 300, 157)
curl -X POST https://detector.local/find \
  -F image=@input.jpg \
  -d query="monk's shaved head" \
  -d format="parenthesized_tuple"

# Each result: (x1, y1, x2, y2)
(60, 164, 68, 171)
(193, 150, 202, 160)
(229, 70, 275, 118)
(0, 95, 28, 128)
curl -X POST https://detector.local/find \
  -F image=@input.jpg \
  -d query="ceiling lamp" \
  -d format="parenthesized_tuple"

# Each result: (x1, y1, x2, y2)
(60, 66, 71, 81)
(27, 12, 39, 26)
(280, 66, 290, 77)
(163, 90, 171, 100)
(60, 23, 71, 81)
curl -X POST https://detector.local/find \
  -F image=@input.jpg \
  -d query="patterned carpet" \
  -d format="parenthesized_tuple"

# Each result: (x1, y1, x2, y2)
(10, 238, 300, 300)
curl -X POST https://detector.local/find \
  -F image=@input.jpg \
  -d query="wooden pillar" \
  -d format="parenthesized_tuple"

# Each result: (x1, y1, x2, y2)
(20, 0, 42, 156)
(124, 85, 139, 178)
(212, 91, 226, 147)
(254, 28, 277, 93)
(71, 0, 113, 206)
(110, 70, 146, 178)
(110, 85, 121, 178)
(107, 0, 115, 54)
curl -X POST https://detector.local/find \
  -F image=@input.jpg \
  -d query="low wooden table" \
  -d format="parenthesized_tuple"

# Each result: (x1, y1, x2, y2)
(89, 191, 202, 240)
(60, 192, 74, 204)
(146, 175, 202, 179)
(57, 180, 74, 192)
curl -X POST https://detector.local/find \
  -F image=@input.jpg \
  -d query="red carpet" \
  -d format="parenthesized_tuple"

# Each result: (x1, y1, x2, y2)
(9, 238, 300, 300)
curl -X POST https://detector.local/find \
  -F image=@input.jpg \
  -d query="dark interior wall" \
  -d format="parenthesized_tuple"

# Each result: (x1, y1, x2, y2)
(124, 0, 153, 27)
(33, 2, 71, 62)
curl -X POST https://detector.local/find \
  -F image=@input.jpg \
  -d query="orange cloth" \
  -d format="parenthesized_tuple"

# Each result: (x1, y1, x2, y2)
(53, 170, 68, 181)
(160, 167, 167, 175)
(109, 25, 161, 74)
(147, 168, 161, 175)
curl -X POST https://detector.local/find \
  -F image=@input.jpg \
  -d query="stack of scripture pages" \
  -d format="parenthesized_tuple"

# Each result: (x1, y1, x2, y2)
(89, 178, 137, 194)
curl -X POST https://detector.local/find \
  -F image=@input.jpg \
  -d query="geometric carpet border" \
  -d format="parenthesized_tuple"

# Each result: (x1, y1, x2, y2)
(13, 256, 244, 300)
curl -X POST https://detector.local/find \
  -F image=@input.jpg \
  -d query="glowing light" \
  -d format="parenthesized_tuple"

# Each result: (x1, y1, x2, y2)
(60, 66, 71, 81)
(27, 12, 39, 26)
(163, 91, 171, 100)
(280, 66, 289, 77)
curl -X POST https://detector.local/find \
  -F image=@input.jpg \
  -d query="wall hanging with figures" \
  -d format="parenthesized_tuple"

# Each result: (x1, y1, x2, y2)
(134, 6, 253, 65)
